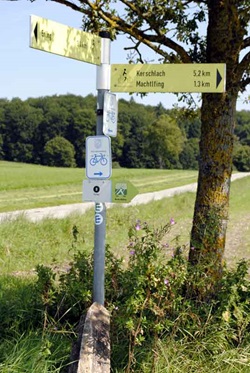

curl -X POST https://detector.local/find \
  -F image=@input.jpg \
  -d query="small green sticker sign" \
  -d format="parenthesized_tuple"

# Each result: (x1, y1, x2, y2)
(112, 181, 138, 203)
(115, 183, 128, 197)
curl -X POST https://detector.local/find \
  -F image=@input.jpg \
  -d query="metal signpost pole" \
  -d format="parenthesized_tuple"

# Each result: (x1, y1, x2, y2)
(93, 31, 111, 306)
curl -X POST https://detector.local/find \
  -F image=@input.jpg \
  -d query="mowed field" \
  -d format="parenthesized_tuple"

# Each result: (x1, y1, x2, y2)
(0, 161, 198, 212)
(0, 161, 250, 277)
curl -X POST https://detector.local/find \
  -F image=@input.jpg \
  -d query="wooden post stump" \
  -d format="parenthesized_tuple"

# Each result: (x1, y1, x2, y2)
(77, 302, 110, 373)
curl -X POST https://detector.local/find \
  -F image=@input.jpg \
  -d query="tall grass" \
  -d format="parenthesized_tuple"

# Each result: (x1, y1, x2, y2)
(0, 331, 71, 372)
(139, 339, 250, 372)
(0, 192, 196, 275)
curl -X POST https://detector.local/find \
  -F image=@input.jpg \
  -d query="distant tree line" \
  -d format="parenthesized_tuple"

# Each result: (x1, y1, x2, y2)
(0, 94, 249, 171)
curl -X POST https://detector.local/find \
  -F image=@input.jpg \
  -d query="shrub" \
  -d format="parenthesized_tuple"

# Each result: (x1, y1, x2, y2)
(2, 221, 250, 371)
(43, 136, 76, 167)
(30, 220, 250, 371)
(233, 145, 250, 171)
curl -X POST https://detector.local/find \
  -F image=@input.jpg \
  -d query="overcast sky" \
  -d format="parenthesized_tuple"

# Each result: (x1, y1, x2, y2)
(1, 0, 249, 111)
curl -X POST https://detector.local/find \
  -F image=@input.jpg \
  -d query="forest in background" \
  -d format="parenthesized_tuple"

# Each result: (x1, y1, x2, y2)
(0, 94, 249, 171)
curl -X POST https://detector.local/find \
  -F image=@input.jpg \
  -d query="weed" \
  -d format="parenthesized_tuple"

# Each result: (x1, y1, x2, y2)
(0, 216, 250, 371)
(22, 220, 250, 371)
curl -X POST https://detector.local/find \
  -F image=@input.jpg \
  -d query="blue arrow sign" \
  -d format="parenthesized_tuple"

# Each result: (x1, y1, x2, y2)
(94, 171, 103, 176)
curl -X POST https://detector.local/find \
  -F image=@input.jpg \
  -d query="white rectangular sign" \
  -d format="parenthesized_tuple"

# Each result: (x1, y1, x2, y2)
(103, 92, 118, 137)
(83, 179, 112, 202)
(85, 135, 112, 179)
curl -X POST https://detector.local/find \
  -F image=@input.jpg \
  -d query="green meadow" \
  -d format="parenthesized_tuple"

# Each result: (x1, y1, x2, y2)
(0, 161, 197, 212)
(0, 161, 250, 372)
(0, 161, 249, 274)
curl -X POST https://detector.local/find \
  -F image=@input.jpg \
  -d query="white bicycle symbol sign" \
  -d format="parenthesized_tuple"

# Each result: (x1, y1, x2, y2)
(89, 153, 108, 166)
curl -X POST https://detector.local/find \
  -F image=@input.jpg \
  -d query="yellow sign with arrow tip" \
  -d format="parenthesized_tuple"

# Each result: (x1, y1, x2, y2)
(111, 63, 226, 93)
(30, 15, 101, 65)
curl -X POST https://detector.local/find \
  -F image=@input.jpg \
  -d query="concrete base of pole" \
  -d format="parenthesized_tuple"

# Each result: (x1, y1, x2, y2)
(76, 302, 110, 373)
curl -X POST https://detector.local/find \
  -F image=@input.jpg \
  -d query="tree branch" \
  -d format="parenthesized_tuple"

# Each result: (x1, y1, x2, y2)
(238, 51, 250, 74)
(240, 76, 250, 91)
(50, 0, 83, 13)
(44, 0, 191, 62)
(237, 51, 250, 91)
(243, 36, 250, 49)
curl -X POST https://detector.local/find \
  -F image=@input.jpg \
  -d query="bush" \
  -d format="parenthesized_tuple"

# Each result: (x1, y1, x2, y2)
(43, 136, 76, 167)
(1, 221, 250, 371)
(29, 220, 250, 371)
(233, 145, 250, 171)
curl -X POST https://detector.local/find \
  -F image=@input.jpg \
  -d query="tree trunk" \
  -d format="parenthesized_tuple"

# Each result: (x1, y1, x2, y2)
(188, 1, 244, 299)
(188, 93, 237, 298)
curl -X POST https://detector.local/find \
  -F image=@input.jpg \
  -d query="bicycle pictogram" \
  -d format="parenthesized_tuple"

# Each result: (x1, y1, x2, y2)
(106, 109, 116, 124)
(90, 153, 108, 166)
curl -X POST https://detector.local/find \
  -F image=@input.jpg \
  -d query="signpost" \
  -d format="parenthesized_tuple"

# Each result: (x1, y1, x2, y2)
(111, 63, 226, 93)
(30, 15, 101, 65)
(92, 31, 111, 311)
(29, 16, 227, 371)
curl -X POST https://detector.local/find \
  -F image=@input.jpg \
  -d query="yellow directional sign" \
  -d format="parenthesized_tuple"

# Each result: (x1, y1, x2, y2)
(111, 63, 226, 93)
(30, 15, 101, 65)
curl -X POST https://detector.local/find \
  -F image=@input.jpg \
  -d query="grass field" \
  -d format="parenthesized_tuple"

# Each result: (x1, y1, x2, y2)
(0, 161, 250, 372)
(0, 161, 249, 275)
(0, 161, 198, 212)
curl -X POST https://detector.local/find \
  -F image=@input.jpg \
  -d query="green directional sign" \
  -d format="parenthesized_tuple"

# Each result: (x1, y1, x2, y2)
(112, 181, 138, 203)
(111, 63, 226, 93)
(30, 15, 101, 65)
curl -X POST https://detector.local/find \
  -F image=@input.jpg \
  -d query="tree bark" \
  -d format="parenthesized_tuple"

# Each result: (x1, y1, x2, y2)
(188, 93, 237, 297)
(188, 1, 244, 298)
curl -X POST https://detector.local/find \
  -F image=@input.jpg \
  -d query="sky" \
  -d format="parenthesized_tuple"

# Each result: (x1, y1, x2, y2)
(1, 0, 249, 111)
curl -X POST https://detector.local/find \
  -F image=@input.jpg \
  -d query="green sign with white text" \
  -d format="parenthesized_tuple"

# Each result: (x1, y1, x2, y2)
(111, 63, 226, 93)
(30, 15, 101, 65)
(112, 181, 138, 203)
